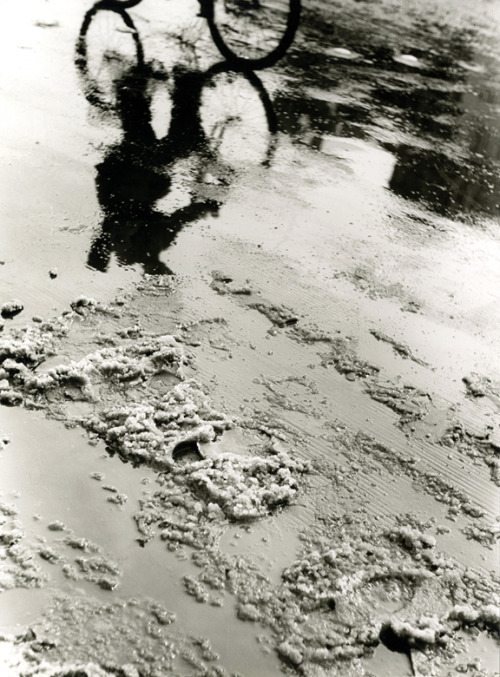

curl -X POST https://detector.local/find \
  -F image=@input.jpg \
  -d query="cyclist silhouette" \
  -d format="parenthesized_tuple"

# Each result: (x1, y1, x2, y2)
(87, 64, 226, 274)
(77, 4, 278, 274)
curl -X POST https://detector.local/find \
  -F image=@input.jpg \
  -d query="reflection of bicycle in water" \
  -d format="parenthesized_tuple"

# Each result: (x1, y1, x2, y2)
(76, 3, 279, 273)
(84, 0, 301, 70)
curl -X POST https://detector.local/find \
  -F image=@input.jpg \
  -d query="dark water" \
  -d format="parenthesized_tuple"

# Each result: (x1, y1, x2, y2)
(276, 0, 500, 220)
(73, 0, 500, 281)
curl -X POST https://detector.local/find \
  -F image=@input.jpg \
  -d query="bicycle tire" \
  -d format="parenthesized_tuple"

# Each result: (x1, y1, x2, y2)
(103, 0, 144, 7)
(206, 0, 300, 70)
(199, 61, 278, 168)
(76, 1, 144, 111)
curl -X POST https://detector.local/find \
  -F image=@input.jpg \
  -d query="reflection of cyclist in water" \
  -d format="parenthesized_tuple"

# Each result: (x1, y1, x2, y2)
(87, 64, 228, 274)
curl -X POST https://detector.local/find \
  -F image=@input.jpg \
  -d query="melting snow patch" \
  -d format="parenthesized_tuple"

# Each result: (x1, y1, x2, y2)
(0, 503, 46, 592)
(1, 300, 24, 320)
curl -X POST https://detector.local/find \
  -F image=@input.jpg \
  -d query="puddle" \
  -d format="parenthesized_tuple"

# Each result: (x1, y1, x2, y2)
(219, 506, 304, 586)
(365, 641, 413, 676)
(279, 0, 500, 221)
(273, 90, 371, 143)
(454, 630, 500, 674)
(385, 143, 500, 217)
(0, 405, 284, 676)
(120, 544, 283, 676)
(1, 0, 500, 675)
(0, 588, 49, 633)
(0, 408, 154, 550)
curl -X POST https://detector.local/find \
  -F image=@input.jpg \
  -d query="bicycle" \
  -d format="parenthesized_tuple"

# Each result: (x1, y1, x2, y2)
(75, 4, 278, 164)
(82, 0, 301, 71)
(76, 5, 279, 274)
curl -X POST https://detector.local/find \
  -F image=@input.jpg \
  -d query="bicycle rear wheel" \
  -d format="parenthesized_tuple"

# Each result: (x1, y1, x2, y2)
(76, 2, 144, 111)
(106, 0, 143, 6)
(207, 0, 300, 70)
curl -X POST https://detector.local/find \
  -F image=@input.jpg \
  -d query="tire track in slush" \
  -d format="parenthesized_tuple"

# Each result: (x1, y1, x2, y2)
(177, 263, 499, 521)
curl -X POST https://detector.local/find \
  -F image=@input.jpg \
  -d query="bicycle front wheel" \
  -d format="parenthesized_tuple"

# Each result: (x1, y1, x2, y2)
(207, 0, 300, 70)
(199, 62, 278, 169)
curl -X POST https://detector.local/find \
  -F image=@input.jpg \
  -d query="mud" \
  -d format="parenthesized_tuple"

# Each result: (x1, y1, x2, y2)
(440, 425, 500, 487)
(0, 502, 46, 594)
(369, 329, 429, 367)
(1, 0, 500, 675)
(1, 277, 499, 675)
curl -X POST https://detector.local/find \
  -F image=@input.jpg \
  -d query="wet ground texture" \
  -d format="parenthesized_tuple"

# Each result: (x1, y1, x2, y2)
(1, 0, 499, 676)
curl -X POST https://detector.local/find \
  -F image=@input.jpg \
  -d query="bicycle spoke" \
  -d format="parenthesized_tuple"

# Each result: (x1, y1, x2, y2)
(200, 70, 276, 167)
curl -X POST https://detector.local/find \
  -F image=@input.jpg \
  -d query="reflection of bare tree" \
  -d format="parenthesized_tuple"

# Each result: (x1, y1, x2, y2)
(387, 144, 500, 217)
(273, 91, 371, 146)
(374, 75, 500, 217)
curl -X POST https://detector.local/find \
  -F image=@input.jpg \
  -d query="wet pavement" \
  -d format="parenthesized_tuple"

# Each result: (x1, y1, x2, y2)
(1, 0, 500, 675)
